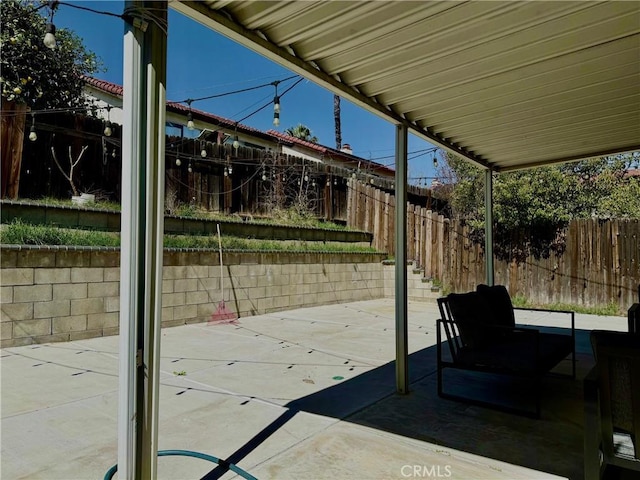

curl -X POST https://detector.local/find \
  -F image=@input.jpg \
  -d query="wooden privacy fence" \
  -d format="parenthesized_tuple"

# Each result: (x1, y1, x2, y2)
(347, 182, 639, 311)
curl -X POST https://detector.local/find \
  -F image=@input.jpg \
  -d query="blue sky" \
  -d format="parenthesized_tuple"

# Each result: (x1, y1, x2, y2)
(54, 1, 439, 183)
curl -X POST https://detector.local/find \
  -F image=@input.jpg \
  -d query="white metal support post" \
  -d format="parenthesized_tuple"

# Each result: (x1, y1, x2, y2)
(118, 2, 167, 479)
(395, 124, 409, 394)
(484, 168, 494, 286)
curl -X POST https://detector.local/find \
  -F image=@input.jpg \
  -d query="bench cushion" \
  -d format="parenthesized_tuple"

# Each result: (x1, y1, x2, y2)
(477, 284, 516, 328)
(456, 332, 573, 373)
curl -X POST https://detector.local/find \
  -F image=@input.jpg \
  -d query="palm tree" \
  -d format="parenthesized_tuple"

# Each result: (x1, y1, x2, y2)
(334, 94, 342, 149)
(285, 124, 318, 143)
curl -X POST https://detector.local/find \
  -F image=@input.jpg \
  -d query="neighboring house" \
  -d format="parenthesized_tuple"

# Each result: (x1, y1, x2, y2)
(82, 76, 396, 184)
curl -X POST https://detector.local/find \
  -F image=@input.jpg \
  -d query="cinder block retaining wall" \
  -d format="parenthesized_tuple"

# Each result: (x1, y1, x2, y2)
(0, 247, 391, 348)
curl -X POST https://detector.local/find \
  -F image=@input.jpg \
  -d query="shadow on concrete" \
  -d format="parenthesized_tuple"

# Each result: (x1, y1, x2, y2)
(200, 326, 594, 480)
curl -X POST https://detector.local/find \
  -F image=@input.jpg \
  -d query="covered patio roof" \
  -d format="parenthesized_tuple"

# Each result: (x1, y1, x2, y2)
(116, 2, 639, 476)
(172, 0, 640, 172)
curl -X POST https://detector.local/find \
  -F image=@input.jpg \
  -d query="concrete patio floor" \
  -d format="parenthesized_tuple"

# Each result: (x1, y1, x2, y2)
(0, 299, 628, 480)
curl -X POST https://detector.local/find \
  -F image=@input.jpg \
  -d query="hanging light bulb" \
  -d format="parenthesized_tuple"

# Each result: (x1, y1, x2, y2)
(28, 115, 37, 142)
(273, 94, 280, 114)
(433, 154, 438, 168)
(175, 157, 181, 167)
(228, 165, 233, 175)
(188, 163, 193, 173)
(233, 136, 239, 149)
(200, 142, 207, 158)
(112, 149, 116, 158)
(43, 22, 56, 49)
(261, 170, 267, 181)
(334, 178, 337, 186)
(272, 80, 281, 126)
(103, 106, 112, 137)
(186, 100, 194, 130)
(304, 174, 309, 182)
(224, 166, 228, 177)
(42, 2, 58, 49)
(312, 179, 316, 187)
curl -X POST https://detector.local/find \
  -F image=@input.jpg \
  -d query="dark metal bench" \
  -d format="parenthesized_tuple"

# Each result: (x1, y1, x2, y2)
(436, 285, 575, 418)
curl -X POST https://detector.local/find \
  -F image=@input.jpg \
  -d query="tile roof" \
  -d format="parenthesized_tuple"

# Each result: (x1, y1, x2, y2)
(82, 75, 267, 138)
(267, 129, 327, 153)
(267, 130, 395, 176)
(83, 76, 123, 96)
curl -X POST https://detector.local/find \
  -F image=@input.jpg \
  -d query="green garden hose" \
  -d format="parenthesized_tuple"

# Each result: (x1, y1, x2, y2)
(103, 449, 258, 480)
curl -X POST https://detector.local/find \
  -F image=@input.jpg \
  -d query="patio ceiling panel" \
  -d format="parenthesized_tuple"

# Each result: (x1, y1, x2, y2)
(174, 0, 640, 172)
(403, 39, 640, 122)
(358, 3, 637, 100)
(423, 68, 640, 131)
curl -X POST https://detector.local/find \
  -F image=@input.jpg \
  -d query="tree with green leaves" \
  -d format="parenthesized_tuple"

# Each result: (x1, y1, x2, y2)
(285, 123, 318, 143)
(1, 0, 101, 198)
(437, 152, 640, 261)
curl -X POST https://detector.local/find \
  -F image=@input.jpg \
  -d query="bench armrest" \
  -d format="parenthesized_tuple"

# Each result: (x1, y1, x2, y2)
(514, 307, 573, 315)
(514, 307, 575, 333)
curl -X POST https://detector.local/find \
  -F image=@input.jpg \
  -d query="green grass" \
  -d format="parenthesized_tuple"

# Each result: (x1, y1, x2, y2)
(511, 294, 622, 316)
(167, 206, 351, 231)
(0, 220, 379, 253)
(0, 220, 120, 247)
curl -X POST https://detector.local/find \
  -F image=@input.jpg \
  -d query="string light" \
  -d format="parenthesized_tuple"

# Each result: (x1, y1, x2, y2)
(186, 99, 195, 130)
(43, 1, 58, 49)
(232, 123, 240, 149)
(43, 22, 56, 49)
(103, 106, 112, 137)
(200, 142, 207, 158)
(28, 115, 37, 142)
(272, 80, 280, 127)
